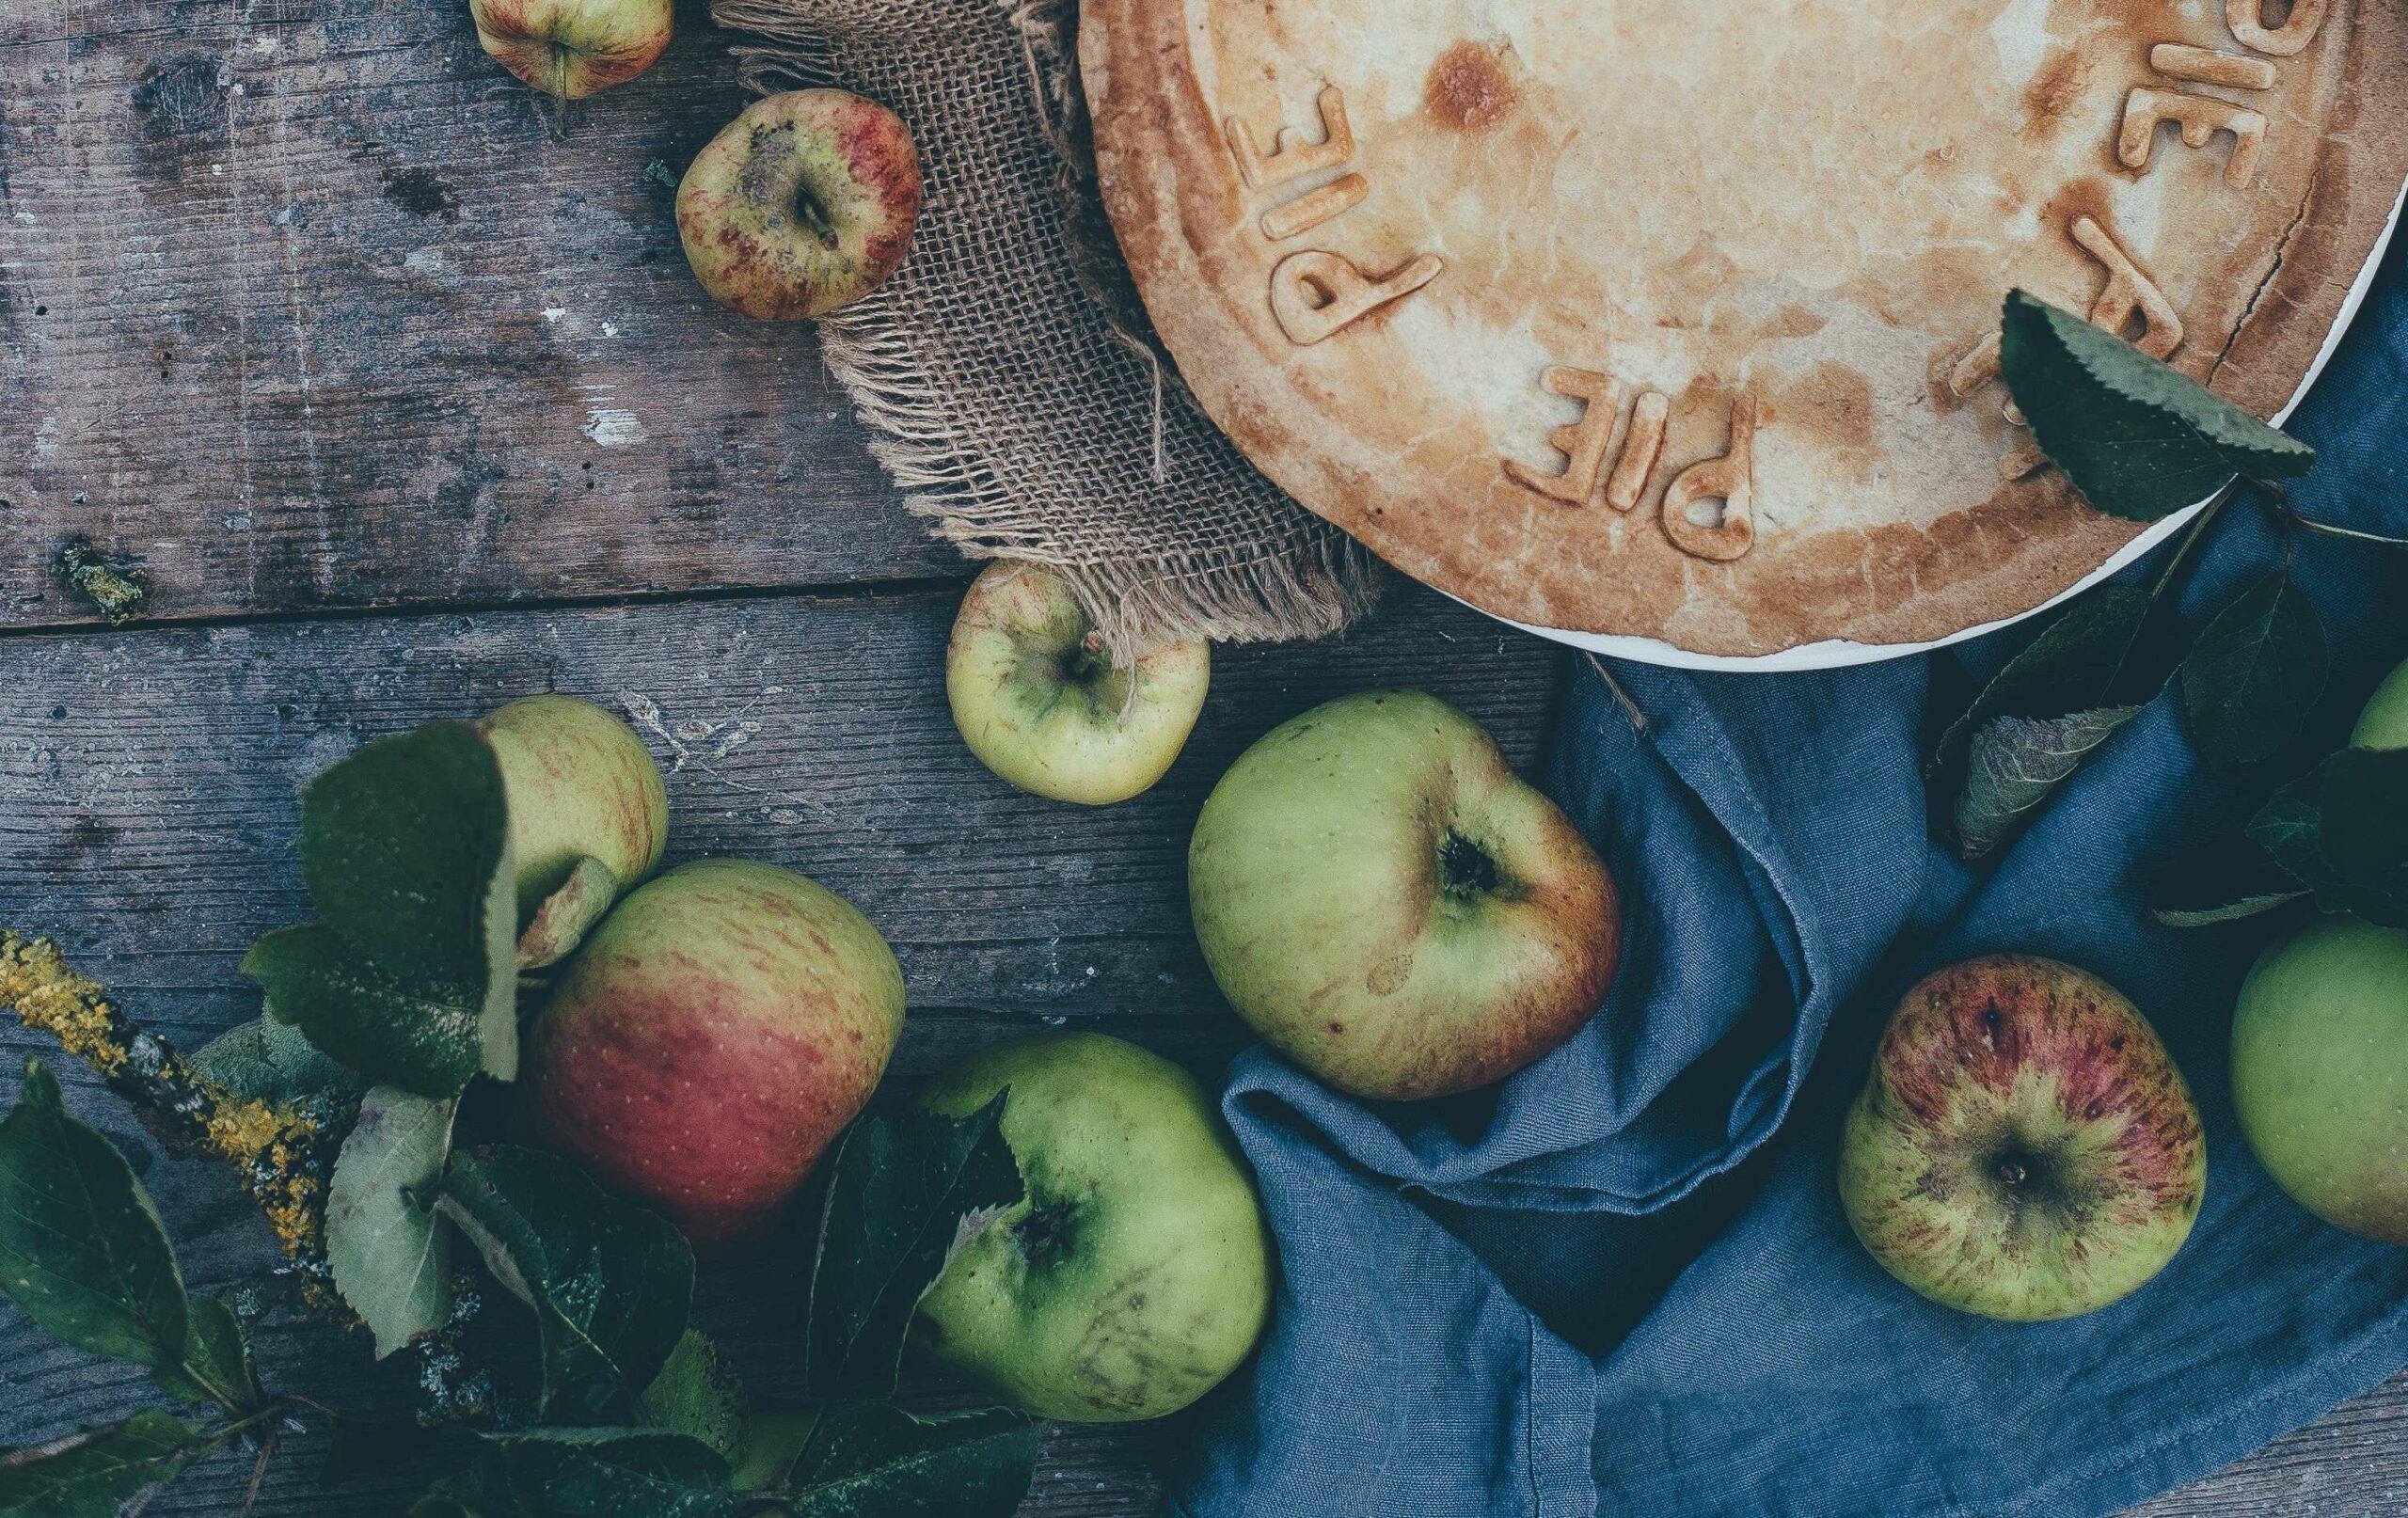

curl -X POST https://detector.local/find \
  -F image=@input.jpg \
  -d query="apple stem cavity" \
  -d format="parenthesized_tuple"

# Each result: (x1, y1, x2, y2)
(794, 180, 843, 251)
(1439, 830, 1502, 897)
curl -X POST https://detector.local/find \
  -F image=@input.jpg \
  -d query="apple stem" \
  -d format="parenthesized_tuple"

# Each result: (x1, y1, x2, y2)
(794, 181, 842, 251)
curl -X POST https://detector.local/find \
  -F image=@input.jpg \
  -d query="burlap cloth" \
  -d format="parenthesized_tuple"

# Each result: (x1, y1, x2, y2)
(712, 0, 1383, 654)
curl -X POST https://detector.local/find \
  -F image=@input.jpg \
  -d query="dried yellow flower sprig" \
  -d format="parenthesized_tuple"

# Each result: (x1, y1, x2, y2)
(0, 930, 341, 1289)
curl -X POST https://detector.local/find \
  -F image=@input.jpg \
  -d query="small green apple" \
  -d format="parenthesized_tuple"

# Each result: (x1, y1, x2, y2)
(1839, 956, 2206, 1320)
(945, 561, 1211, 806)
(911, 1034, 1272, 1422)
(2231, 916, 2408, 1243)
(478, 695, 669, 967)
(528, 859, 905, 1247)
(1187, 689, 1620, 1101)
(2353, 655, 2408, 750)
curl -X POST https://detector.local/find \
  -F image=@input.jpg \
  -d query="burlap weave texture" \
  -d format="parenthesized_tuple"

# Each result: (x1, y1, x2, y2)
(712, 0, 1382, 653)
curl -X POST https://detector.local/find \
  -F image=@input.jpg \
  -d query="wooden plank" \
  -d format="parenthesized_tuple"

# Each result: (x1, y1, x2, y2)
(0, 0, 940, 629)
(0, 580, 1560, 1511)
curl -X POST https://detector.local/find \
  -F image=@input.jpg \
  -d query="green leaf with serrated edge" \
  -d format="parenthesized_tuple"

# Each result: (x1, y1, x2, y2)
(2142, 840, 2308, 928)
(729, 1412, 816, 1493)
(2247, 753, 2408, 929)
(288, 722, 519, 1083)
(328, 1085, 456, 1359)
(0, 1411, 202, 1517)
(437, 1146, 694, 1426)
(642, 1331, 745, 1461)
(2318, 747, 2408, 927)
(1958, 706, 2147, 857)
(1999, 290, 2314, 521)
(245, 925, 485, 1099)
(516, 857, 619, 972)
(1927, 585, 2172, 857)
(786, 1404, 1045, 1518)
(156, 1296, 262, 1412)
(804, 1097, 1022, 1405)
(190, 1014, 364, 1107)
(0, 1058, 189, 1371)
(422, 1431, 741, 1518)
(2179, 572, 2328, 770)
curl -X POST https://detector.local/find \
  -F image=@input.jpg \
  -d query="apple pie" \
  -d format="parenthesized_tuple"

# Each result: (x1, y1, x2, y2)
(1081, 0, 2408, 657)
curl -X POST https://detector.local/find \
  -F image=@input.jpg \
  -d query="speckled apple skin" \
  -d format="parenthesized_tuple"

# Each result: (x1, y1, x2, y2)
(1839, 955, 2206, 1321)
(467, 0, 673, 100)
(2231, 918, 2408, 1244)
(479, 695, 669, 923)
(945, 561, 1211, 806)
(911, 1034, 1272, 1422)
(676, 90, 924, 321)
(529, 858, 905, 1247)
(1188, 690, 1620, 1101)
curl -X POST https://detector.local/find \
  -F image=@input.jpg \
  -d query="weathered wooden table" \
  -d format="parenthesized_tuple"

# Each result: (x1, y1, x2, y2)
(2, 4, 2401, 1512)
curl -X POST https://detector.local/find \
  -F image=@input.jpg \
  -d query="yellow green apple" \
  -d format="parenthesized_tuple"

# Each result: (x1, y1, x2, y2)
(2230, 916, 2408, 1243)
(478, 695, 669, 968)
(911, 1034, 1272, 1422)
(1187, 690, 1620, 1101)
(2353, 654, 2408, 749)
(945, 562, 1211, 806)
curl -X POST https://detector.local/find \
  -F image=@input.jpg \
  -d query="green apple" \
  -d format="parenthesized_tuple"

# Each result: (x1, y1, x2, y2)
(910, 1034, 1272, 1422)
(1839, 956, 2207, 1320)
(528, 859, 905, 1247)
(945, 561, 1211, 806)
(2230, 916, 2408, 1243)
(1187, 690, 1620, 1101)
(479, 695, 670, 968)
(2353, 655, 2408, 750)
(467, 0, 673, 100)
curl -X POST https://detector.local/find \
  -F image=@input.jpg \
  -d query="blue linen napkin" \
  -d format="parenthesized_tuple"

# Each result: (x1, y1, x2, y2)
(1174, 235, 2408, 1517)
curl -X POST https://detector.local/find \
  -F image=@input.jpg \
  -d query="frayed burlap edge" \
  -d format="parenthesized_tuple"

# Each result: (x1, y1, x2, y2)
(711, 0, 1383, 656)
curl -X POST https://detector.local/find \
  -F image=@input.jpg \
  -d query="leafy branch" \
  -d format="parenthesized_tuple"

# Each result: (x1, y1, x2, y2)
(1925, 292, 2401, 859)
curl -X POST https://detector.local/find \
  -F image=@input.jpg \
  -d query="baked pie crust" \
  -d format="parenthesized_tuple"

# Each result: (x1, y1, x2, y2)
(1081, 0, 2408, 656)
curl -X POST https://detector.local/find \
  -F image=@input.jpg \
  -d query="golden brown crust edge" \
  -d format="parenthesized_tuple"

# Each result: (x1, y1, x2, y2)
(1084, 1, 2408, 656)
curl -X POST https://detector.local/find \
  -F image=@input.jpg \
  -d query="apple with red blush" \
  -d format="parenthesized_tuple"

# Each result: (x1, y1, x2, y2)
(677, 90, 925, 320)
(467, 0, 672, 100)
(525, 858, 905, 1247)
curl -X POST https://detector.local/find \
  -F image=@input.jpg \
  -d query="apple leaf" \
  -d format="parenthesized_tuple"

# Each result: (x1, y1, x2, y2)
(166, 1297, 264, 1414)
(1998, 290, 2314, 521)
(327, 1085, 456, 1360)
(2179, 571, 2328, 770)
(418, 1429, 740, 1518)
(2142, 838, 2309, 927)
(190, 1014, 364, 1108)
(2318, 747, 2408, 927)
(437, 1146, 694, 1426)
(1959, 707, 2147, 858)
(0, 1411, 204, 1517)
(0, 1057, 190, 1375)
(245, 925, 487, 1100)
(247, 723, 519, 1095)
(1928, 585, 2174, 858)
(641, 1331, 746, 1463)
(784, 1404, 1046, 1518)
(516, 857, 619, 972)
(728, 1412, 816, 1493)
(803, 1097, 1022, 1406)
(2246, 749, 2408, 928)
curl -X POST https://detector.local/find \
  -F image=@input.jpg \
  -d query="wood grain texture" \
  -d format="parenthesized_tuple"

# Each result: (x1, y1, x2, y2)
(0, 0, 937, 629)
